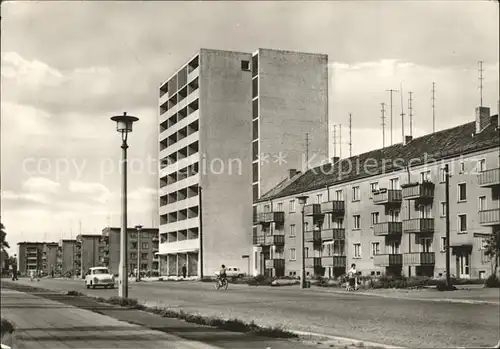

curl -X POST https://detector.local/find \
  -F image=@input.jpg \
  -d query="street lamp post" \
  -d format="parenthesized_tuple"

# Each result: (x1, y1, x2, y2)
(296, 195, 309, 289)
(135, 225, 143, 282)
(111, 112, 139, 299)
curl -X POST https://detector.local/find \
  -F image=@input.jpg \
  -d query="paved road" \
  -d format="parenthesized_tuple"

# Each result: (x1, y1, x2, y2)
(8, 278, 499, 348)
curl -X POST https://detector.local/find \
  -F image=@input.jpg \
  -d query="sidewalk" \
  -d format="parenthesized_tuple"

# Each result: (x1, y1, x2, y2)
(0, 289, 219, 349)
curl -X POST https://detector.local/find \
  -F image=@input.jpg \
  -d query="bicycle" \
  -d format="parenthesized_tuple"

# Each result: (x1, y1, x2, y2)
(215, 276, 228, 291)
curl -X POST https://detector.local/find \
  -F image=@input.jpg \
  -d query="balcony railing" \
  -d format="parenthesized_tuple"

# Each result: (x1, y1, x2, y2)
(264, 234, 285, 246)
(322, 228, 346, 240)
(304, 204, 323, 216)
(401, 182, 435, 201)
(258, 212, 285, 223)
(320, 201, 345, 216)
(403, 252, 435, 265)
(373, 189, 402, 205)
(479, 209, 500, 226)
(305, 257, 322, 268)
(265, 258, 285, 269)
(321, 255, 346, 268)
(373, 222, 402, 236)
(478, 168, 500, 187)
(450, 233, 474, 247)
(304, 230, 321, 243)
(373, 254, 403, 267)
(403, 218, 434, 234)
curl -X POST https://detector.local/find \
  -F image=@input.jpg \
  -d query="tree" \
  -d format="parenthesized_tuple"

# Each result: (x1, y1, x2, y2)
(484, 231, 500, 276)
(1, 222, 10, 252)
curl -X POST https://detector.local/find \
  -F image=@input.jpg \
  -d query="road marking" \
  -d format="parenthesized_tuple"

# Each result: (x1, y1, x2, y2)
(291, 330, 405, 348)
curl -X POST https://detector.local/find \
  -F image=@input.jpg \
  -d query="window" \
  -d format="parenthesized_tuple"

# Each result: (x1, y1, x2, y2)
(388, 209, 400, 222)
(369, 182, 379, 198)
(142, 242, 149, 249)
(480, 238, 488, 250)
(130, 233, 137, 238)
(289, 248, 296, 261)
(440, 237, 447, 252)
(131, 242, 138, 249)
(289, 200, 296, 213)
(353, 243, 361, 258)
(370, 242, 380, 257)
(440, 202, 447, 217)
(241, 60, 250, 71)
(439, 168, 446, 183)
(420, 237, 432, 253)
(458, 214, 467, 233)
(141, 253, 148, 260)
(264, 204, 270, 213)
(289, 224, 296, 237)
(254, 252, 258, 269)
(477, 159, 486, 173)
(353, 215, 361, 229)
(458, 183, 467, 201)
(130, 253, 137, 259)
(316, 194, 323, 204)
(131, 263, 137, 270)
(141, 263, 148, 270)
(371, 212, 380, 226)
(459, 161, 465, 173)
(304, 247, 309, 258)
(276, 202, 283, 212)
(418, 204, 432, 218)
(389, 178, 400, 190)
(352, 186, 360, 201)
(420, 170, 431, 182)
(335, 189, 344, 201)
(388, 240, 400, 254)
(479, 196, 486, 211)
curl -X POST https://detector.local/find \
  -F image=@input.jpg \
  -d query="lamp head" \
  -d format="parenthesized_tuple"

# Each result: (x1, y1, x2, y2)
(110, 112, 139, 133)
(135, 225, 143, 231)
(296, 195, 309, 205)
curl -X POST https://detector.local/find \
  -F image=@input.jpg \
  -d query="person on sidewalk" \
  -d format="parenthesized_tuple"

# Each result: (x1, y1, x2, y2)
(182, 264, 187, 278)
(347, 264, 358, 291)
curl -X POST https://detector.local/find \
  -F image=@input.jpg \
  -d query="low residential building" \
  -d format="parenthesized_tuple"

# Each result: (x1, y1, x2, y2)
(254, 107, 499, 280)
(101, 227, 160, 276)
(76, 234, 104, 275)
(18, 242, 58, 275)
(0, 249, 9, 275)
(56, 239, 79, 275)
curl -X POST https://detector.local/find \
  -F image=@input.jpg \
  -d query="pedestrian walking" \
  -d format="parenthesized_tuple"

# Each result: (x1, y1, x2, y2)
(182, 264, 187, 278)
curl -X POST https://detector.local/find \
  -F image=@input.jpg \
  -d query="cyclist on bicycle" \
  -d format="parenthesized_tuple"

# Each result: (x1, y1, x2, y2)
(218, 264, 227, 282)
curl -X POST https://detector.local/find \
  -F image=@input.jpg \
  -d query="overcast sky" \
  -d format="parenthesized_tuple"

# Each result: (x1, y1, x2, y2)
(1, 1, 499, 252)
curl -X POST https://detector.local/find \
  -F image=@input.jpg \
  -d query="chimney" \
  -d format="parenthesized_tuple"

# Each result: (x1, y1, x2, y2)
(288, 169, 298, 178)
(331, 157, 340, 164)
(475, 106, 490, 133)
(404, 135, 413, 145)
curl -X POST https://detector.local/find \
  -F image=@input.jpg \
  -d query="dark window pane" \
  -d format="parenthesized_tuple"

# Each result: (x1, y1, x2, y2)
(253, 120, 259, 141)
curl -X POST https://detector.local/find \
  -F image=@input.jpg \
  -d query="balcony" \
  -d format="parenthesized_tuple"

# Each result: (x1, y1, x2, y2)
(450, 233, 474, 247)
(321, 255, 346, 268)
(373, 254, 403, 267)
(373, 189, 402, 205)
(264, 234, 285, 246)
(304, 204, 323, 216)
(373, 222, 402, 236)
(479, 209, 500, 226)
(304, 230, 321, 243)
(322, 228, 346, 240)
(403, 218, 434, 234)
(253, 235, 265, 245)
(320, 201, 345, 216)
(305, 257, 322, 268)
(401, 182, 435, 201)
(265, 258, 285, 269)
(264, 211, 285, 223)
(403, 252, 435, 265)
(478, 168, 500, 187)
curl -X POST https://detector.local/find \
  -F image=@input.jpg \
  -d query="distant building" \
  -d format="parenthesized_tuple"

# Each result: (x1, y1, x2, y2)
(101, 227, 159, 276)
(57, 239, 78, 275)
(18, 242, 58, 275)
(157, 48, 329, 277)
(0, 249, 9, 275)
(76, 234, 104, 275)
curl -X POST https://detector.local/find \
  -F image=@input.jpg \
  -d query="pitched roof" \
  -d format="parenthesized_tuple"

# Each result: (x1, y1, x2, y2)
(257, 117, 499, 202)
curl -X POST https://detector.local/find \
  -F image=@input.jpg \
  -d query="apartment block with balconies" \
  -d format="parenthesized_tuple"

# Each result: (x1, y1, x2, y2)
(17, 242, 58, 276)
(254, 107, 499, 280)
(57, 239, 78, 275)
(101, 227, 159, 276)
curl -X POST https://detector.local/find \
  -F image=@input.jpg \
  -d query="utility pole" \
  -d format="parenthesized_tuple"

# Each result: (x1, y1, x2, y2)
(478, 61, 484, 107)
(136, 225, 142, 282)
(305, 133, 309, 170)
(381, 103, 386, 148)
(408, 92, 413, 137)
(431, 82, 436, 133)
(198, 185, 203, 279)
(339, 125, 342, 159)
(333, 126, 337, 159)
(386, 89, 399, 145)
(444, 164, 451, 289)
(348, 113, 352, 157)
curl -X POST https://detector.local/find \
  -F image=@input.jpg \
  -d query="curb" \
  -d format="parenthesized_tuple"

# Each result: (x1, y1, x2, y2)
(291, 330, 405, 348)
(311, 288, 500, 305)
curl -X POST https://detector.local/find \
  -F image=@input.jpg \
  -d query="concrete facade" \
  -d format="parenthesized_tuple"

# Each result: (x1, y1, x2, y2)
(18, 242, 58, 275)
(101, 227, 160, 276)
(42, 243, 58, 276)
(158, 48, 329, 278)
(254, 109, 499, 280)
(56, 239, 78, 275)
(76, 234, 104, 276)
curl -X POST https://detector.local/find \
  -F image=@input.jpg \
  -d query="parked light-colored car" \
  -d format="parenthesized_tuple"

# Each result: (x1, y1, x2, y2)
(85, 267, 115, 289)
(225, 267, 245, 278)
